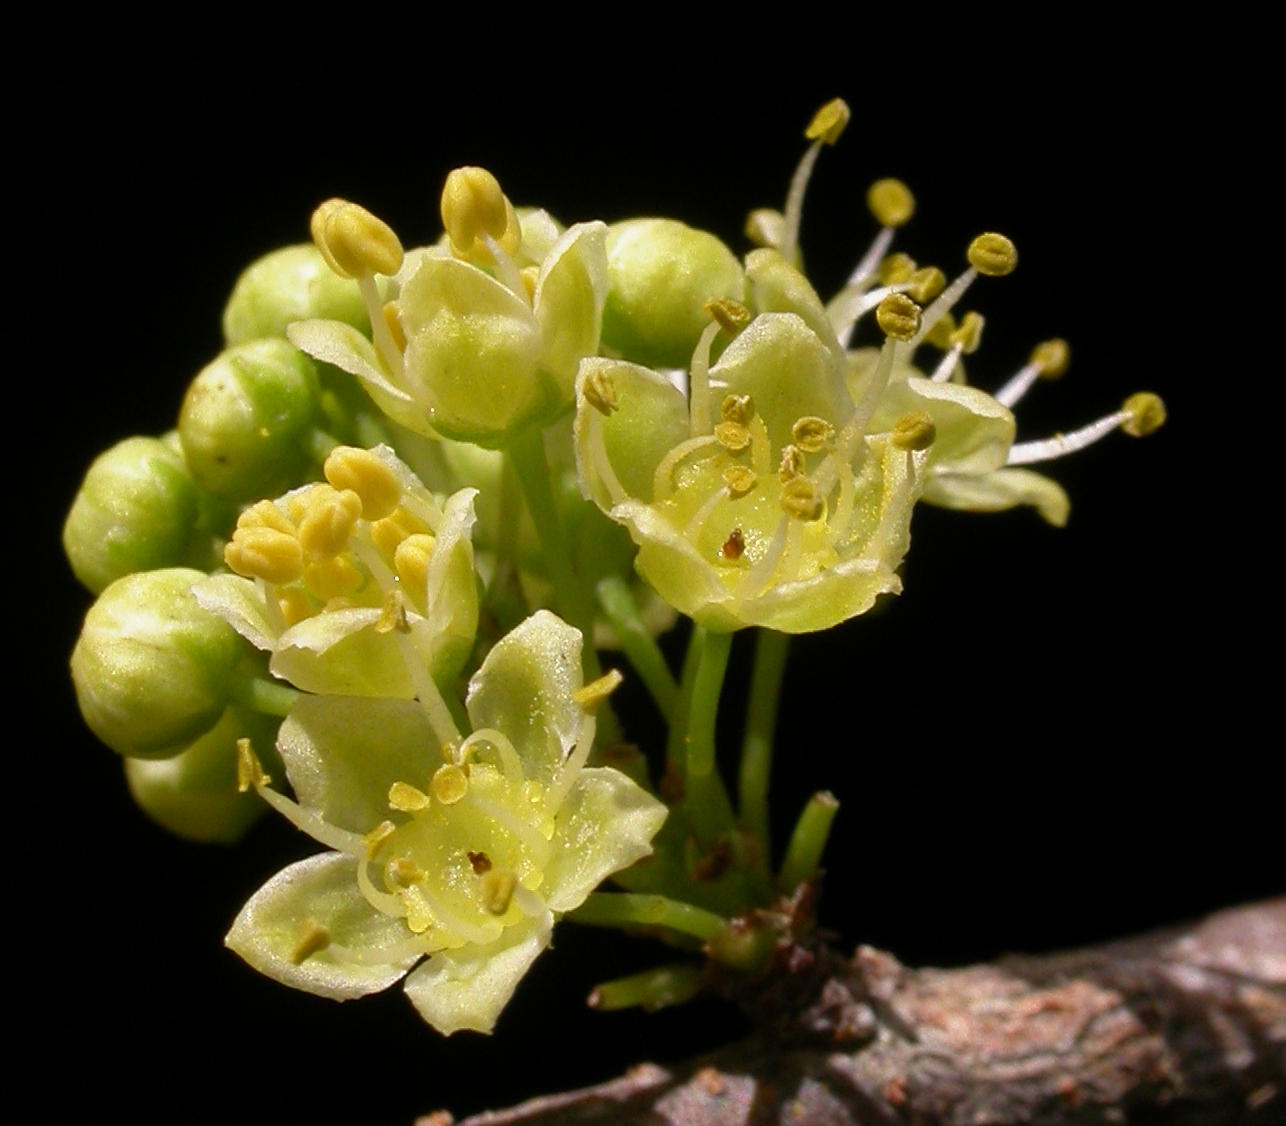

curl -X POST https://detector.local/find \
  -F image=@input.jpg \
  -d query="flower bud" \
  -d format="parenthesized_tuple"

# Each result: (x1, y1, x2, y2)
(63, 436, 200, 594)
(601, 219, 745, 369)
(72, 568, 244, 758)
(179, 339, 320, 503)
(222, 244, 369, 346)
(124, 706, 280, 843)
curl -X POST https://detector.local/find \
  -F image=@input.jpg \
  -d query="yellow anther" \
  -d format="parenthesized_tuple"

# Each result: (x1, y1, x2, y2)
(387, 857, 426, 888)
(478, 869, 517, 915)
(404, 888, 433, 934)
(519, 265, 540, 301)
(867, 178, 916, 228)
(440, 167, 521, 259)
(224, 526, 304, 585)
(1030, 338, 1070, 379)
(804, 98, 851, 145)
(303, 555, 364, 602)
(778, 444, 805, 482)
(723, 465, 757, 498)
(297, 487, 363, 559)
(715, 421, 752, 453)
(876, 293, 922, 342)
(744, 208, 785, 250)
(310, 198, 404, 279)
(949, 311, 985, 354)
(877, 252, 917, 286)
(237, 500, 296, 536)
(891, 411, 937, 451)
(382, 301, 407, 355)
(721, 528, 746, 560)
(236, 738, 271, 792)
(324, 446, 403, 521)
(1121, 392, 1166, 437)
(432, 763, 469, 805)
(923, 311, 957, 350)
(705, 297, 751, 336)
(389, 781, 431, 812)
(375, 588, 410, 634)
(967, 232, 1018, 277)
(720, 394, 755, 425)
(394, 533, 436, 599)
(573, 668, 624, 714)
(276, 586, 314, 627)
(582, 368, 618, 416)
(906, 266, 946, 304)
(369, 507, 427, 556)
(290, 920, 331, 965)
(364, 820, 397, 859)
(780, 477, 825, 521)
(791, 416, 835, 453)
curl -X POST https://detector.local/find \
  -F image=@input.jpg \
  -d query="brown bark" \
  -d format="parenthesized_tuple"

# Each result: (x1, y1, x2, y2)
(420, 899, 1285, 1126)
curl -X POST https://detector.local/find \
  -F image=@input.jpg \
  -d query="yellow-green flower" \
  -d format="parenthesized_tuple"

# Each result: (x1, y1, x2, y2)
(226, 611, 666, 1035)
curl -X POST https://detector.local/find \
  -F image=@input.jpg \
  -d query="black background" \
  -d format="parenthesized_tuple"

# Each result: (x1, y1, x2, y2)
(26, 32, 1275, 1126)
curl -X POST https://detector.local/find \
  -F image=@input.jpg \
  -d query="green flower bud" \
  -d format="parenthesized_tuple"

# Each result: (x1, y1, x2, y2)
(601, 219, 745, 369)
(63, 436, 199, 594)
(72, 568, 245, 758)
(222, 244, 370, 346)
(179, 339, 320, 503)
(124, 706, 280, 843)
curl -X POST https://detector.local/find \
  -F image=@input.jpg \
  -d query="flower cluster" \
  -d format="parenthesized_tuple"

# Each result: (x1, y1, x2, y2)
(63, 95, 1165, 1039)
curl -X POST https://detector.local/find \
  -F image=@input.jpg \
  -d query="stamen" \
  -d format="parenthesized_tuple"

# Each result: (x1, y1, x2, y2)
(291, 920, 332, 965)
(478, 869, 517, 915)
(866, 179, 915, 228)
(389, 781, 432, 812)
(1005, 394, 1165, 465)
(723, 465, 757, 498)
(297, 487, 363, 559)
(780, 477, 825, 521)
(582, 368, 618, 415)
(310, 198, 404, 280)
(704, 296, 751, 337)
(364, 820, 397, 859)
(715, 420, 752, 453)
(1121, 392, 1167, 437)
(890, 411, 937, 451)
(721, 394, 755, 425)
(967, 232, 1018, 276)
(375, 588, 410, 634)
(875, 292, 921, 342)
(387, 857, 426, 888)
(791, 416, 834, 453)
(652, 435, 719, 501)
(324, 447, 403, 521)
(440, 167, 520, 260)
(778, 444, 805, 482)
(236, 738, 271, 792)
(393, 533, 437, 603)
(224, 526, 304, 585)
(781, 98, 851, 265)
(459, 728, 524, 782)
(431, 764, 469, 806)
(573, 669, 624, 714)
(545, 714, 597, 812)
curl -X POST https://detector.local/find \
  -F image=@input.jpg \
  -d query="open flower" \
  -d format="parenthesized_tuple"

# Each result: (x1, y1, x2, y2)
(226, 610, 666, 1034)
(288, 173, 608, 448)
(194, 444, 478, 696)
(574, 250, 930, 633)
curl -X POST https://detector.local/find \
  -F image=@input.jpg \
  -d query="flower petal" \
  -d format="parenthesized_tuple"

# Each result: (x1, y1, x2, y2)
(543, 767, 667, 911)
(924, 467, 1070, 527)
(534, 221, 608, 395)
(191, 573, 276, 651)
(402, 911, 552, 1035)
(277, 696, 435, 832)
(466, 611, 583, 786)
(226, 853, 416, 1000)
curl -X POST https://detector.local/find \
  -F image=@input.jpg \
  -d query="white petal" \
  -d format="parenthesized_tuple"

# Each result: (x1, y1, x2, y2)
(226, 853, 416, 1001)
